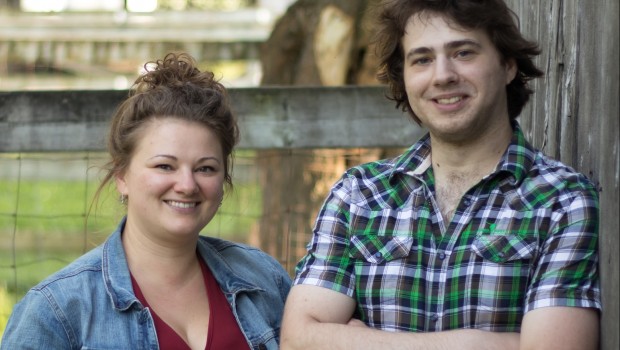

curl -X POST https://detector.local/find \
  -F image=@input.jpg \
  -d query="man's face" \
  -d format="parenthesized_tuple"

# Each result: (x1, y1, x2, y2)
(402, 13, 517, 144)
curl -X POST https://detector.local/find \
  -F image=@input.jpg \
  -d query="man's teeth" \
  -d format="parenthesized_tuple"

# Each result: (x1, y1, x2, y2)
(168, 201, 197, 208)
(437, 96, 462, 104)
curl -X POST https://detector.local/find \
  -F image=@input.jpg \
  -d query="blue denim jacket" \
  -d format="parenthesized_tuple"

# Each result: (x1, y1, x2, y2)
(1, 218, 291, 350)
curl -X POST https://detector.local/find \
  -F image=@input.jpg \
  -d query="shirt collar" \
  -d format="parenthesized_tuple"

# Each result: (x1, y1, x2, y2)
(494, 121, 537, 186)
(197, 238, 264, 295)
(102, 217, 263, 311)
(389, 121, 536, 186)
(392, 133, 433, 178)
(102, 217, 139, 311)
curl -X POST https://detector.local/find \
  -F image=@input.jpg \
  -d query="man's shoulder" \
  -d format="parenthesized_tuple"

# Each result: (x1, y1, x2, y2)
(345, 157, 398, 178)
(513, 151, 600, 209)
(505, 125, 597, 196)
(530, 151, 596, 190)
(343, 145, 423, 181)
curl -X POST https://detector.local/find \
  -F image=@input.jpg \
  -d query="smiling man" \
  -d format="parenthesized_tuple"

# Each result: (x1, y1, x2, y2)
(280, 1, 601, 349)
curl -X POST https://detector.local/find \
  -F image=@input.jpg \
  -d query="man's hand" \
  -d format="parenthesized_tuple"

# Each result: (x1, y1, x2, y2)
(347, 318, 368, 328)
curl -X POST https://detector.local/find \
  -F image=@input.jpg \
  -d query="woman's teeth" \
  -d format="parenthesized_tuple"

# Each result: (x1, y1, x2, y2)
(168, 201, 197, 208)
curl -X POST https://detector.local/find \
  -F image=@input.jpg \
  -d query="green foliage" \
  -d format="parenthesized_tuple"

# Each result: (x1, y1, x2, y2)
(0, 286, 11, 345)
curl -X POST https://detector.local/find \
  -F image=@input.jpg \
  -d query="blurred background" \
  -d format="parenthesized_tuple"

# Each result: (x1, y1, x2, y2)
(0, 0, 295, 90)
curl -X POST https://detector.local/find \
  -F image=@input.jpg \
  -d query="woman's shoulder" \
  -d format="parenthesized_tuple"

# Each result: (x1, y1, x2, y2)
(200, 235, 257, 250)
(198, 236, 290, 282)
(199, 236, 277, 265)
(31, 245, 104, 292)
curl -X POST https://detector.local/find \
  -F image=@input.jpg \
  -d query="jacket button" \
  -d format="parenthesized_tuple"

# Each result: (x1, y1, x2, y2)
(258, 344, 267, 350)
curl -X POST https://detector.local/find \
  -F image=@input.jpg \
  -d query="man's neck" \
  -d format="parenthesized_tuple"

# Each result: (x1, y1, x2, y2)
(430, 120, 513, 176)
(429, 120, 513, 223)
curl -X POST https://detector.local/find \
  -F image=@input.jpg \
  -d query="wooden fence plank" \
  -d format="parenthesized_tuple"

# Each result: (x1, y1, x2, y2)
(505, 1, 619, 349)
(0, 86, 423, 152)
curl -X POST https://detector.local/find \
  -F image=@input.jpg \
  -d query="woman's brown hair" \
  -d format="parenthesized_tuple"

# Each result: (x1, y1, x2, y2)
(93, 52, 239, 207)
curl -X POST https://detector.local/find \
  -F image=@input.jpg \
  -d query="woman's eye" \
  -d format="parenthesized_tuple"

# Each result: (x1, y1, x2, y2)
(196, 166, 215, 173)
(156, 164, 172, 171)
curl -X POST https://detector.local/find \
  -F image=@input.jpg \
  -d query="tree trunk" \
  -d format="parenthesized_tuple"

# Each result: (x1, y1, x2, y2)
(260, 0, 380, 86)
(0, 0, 21, 11)
(253, 0, 387, 273)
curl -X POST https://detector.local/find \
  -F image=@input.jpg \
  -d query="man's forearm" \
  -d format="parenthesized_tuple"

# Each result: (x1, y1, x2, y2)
(281, 320, 520, 350)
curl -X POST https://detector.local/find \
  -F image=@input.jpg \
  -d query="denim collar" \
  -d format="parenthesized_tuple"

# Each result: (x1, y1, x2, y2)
(101, 217, 263, 311)
(197, 237, 265, 295)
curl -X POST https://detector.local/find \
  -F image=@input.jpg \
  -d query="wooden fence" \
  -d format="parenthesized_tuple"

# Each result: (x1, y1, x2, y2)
(0, 87, 422, 151)
(504, 1, 619, 349)
(0, 9, 271, 68)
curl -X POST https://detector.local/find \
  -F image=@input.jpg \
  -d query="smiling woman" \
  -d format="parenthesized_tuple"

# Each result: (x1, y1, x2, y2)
(116, 118, 226, 245)
(0, 52, 291, 350)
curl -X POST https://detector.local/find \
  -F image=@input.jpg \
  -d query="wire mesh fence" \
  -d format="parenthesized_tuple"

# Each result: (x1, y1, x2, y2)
(0, 147, 404, 337)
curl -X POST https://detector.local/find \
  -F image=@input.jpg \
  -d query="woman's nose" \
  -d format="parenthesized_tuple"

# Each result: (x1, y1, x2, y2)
(174, 169, 198, 194)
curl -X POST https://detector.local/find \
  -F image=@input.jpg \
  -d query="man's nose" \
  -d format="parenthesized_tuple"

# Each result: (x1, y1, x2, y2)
(432, 56, 458, 86)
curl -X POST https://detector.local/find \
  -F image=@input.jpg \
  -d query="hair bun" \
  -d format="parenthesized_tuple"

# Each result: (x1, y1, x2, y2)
(133, 52, 215, 93)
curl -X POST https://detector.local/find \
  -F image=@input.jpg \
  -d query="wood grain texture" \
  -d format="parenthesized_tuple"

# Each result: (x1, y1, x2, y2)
(505, 2, 618, 349)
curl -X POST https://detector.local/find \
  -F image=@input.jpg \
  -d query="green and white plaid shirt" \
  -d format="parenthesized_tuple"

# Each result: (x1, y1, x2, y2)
(294, 122, 600, 332)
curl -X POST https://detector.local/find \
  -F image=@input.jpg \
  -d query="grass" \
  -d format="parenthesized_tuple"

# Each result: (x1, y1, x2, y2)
(0, 171, 262, 339)
(0, 286, 11, 344)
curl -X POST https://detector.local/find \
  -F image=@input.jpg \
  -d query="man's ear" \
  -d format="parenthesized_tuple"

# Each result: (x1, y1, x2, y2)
(505, 58, 518, 84)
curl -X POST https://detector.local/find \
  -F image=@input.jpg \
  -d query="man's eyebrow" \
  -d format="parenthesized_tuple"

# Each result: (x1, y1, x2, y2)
(405, 47, 432, 62)
(445, 39, 482, 50)
(405, 39, 482, 61)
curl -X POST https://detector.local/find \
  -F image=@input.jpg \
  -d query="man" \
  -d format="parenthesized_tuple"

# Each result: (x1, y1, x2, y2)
(280, 1, 601, 349)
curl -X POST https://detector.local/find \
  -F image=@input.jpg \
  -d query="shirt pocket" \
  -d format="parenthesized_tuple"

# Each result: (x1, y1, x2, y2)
(471, 233, 537, 263)
(349, 235, 414, 264)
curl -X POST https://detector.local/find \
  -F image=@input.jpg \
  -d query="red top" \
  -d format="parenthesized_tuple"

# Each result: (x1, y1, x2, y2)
(131, 257, 250, 350)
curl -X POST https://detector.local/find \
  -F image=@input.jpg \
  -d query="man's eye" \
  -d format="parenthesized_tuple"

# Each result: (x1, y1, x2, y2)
(456, 50, 474, 58)
(413, 57, 432, 65)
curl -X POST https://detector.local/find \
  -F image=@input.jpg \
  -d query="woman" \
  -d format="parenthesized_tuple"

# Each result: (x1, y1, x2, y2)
(1, 52, 291, 350)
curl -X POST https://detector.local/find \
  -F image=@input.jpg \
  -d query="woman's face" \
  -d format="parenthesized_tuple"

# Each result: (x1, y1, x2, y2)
(116, 118, 225, 243)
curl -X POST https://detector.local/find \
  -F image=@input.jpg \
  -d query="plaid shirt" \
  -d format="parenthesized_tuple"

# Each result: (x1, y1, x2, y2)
(294, 122, 600, 332)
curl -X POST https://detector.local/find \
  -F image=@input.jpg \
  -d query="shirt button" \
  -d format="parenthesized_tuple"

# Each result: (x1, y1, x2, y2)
(430, 314, 439, 322)
(373, 252, 382, 259)
(463, 198, 472, 206)
(438, 252, 446, 260)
